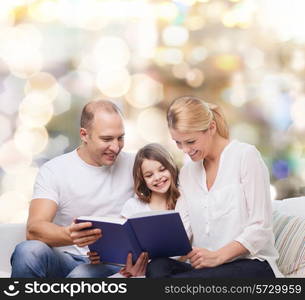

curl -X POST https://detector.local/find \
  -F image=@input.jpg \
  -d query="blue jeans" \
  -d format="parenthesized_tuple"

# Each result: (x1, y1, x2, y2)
(146, 258, 276, 278)
(10, 240, 119, 278)
(66, 263, 122, 278)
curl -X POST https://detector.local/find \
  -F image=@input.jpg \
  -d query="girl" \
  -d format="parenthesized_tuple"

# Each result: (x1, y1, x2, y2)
(121, 142, 179, 217)
(89, 143, 181, 277)
(146, 96, 283, 278)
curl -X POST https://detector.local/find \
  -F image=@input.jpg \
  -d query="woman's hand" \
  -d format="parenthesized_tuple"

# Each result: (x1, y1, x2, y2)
(119, 252, 149, 277)
(186, 247, 222, 269)
(87, 251, 101, 265)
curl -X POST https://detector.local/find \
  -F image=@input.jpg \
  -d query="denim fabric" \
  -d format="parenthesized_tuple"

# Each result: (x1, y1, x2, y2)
(66, 263, 122, 278)
(10, 240, 88, 278)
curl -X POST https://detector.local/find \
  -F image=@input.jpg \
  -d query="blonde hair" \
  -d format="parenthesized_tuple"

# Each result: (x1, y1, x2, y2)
(167, 96, 229, 139)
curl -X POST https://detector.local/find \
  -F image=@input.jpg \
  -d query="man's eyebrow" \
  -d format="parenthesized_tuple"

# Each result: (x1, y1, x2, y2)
(99, 134, 125, 138)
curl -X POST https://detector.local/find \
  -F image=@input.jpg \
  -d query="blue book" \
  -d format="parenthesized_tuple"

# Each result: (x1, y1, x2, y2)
(77, 211, 192, 265)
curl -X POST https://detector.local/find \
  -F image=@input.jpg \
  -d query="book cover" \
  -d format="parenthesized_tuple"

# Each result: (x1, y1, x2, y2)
(77, 211, 192, 265)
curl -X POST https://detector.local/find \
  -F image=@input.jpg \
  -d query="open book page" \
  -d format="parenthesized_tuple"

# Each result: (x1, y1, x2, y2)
(77, 211, 176, 222)
(129, 210, 176, 218)
(77, 216, 126, 225)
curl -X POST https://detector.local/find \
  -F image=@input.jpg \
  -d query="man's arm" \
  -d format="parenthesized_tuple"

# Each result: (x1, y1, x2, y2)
(26, 198, 73, 247)
(27, 198, 102, 247)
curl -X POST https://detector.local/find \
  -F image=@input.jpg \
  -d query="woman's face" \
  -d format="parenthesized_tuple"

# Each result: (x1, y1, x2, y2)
(141, 159, 172, 195)
(170, 128, 213, 161)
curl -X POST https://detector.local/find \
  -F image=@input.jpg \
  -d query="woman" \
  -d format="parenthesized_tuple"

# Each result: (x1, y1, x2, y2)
(146, 96, 282, 278)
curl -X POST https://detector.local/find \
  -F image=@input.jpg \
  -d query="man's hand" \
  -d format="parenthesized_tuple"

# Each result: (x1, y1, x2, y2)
(119, 252, 149, 277)
(68, 221, 102, 247)
(186, 247, 222, 269)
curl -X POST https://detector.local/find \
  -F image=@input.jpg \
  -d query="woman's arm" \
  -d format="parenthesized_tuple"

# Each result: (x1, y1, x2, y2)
(234, 146, 274, 255)
(187, 241, 248, 268)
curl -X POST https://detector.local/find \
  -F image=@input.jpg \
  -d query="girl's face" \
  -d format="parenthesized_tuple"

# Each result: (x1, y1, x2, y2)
(141, 159, 172, 195)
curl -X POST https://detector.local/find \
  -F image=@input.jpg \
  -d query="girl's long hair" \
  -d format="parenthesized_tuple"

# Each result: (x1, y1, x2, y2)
(133, 143, 180, 210)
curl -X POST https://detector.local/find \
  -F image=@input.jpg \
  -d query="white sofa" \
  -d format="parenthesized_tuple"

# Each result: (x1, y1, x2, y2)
(0, 223, 26, 277)
(0, 197, 304, 278)
(271, 196, 305, 277)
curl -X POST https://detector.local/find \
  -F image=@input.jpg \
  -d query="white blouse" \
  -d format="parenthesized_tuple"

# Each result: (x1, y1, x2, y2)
(175, 139, 282, 277)
(120, 196, 152, 218)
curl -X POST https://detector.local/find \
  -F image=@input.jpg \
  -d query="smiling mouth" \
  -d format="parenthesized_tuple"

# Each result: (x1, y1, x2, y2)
(154, 179, 168, 188)
(189, 150, 198, 157)
(104, 153, 117, 160)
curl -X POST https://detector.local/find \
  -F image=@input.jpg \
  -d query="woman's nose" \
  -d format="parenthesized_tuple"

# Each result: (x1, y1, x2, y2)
(181, 144, 191, 154)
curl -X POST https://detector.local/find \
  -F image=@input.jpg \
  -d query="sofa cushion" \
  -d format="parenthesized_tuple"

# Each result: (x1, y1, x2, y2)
(272, 211, 305, 276)
(273, 197, 305, 217)
(286, 266, 305, 278)
(0, 223, 26, 277)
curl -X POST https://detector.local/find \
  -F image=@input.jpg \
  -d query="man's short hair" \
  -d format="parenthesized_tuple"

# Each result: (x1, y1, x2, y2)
(80, 99, 122, 129)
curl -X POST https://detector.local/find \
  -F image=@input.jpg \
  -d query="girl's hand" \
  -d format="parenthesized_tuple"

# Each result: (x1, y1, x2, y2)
(87, 251, 101, 264)
(119, 252, 149, 277)
(178, 255, 188, 262)
(186, 247, 222, 269)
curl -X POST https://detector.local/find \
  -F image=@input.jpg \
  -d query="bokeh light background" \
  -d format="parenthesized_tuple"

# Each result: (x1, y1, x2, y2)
(0, 0, 304, 223)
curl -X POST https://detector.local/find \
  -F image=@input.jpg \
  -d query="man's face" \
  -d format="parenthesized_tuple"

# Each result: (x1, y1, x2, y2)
(81, 111, 125, 166)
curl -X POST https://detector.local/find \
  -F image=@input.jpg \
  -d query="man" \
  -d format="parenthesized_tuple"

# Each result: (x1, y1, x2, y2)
(11, 100, 135, 277)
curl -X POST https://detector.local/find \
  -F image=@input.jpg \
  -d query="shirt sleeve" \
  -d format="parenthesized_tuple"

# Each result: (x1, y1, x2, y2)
(175, 195, 193, 241)
(120, 197, 138, 218)
(234, 146, 274, 255)
(32, 164, 59, 204)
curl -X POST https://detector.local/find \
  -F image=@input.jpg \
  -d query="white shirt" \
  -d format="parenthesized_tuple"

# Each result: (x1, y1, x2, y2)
(175, 139, 282, 277)
(120, 196, 152, 218)
(32, 149, 135, 255)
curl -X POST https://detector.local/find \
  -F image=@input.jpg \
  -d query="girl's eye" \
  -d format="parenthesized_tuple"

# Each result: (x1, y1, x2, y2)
(187, 141, 195, 144)
(145, 174, 152, 178)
